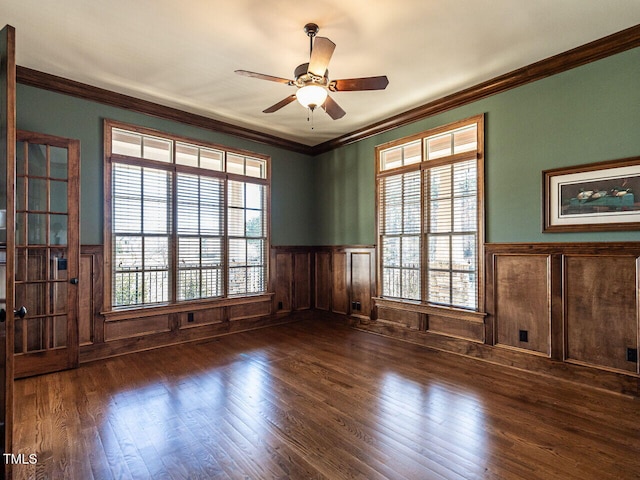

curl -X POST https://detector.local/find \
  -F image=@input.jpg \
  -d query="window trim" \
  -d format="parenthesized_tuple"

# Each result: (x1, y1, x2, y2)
(103, 119, 271, 313)
(375, 114, 485, 313)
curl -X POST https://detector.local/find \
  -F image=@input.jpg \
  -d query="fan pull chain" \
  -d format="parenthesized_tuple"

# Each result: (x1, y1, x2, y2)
(307, 107, 315, 129)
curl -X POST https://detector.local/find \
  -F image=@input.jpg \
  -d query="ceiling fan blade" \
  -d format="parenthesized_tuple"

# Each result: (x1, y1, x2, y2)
(329, 76, 389, 91)
(322, 95, 346, 120)
(235, 70, 293, 85)
(308, 37, 336, 77)
(263, 95, 297, 113)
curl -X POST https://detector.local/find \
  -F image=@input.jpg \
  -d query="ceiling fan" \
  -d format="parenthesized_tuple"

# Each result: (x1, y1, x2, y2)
(235, 23, 389, 120)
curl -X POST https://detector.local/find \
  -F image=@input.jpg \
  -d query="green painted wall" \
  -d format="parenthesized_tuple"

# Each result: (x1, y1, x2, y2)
(313, 47, 640, 245)
(15, 46, 640, 248)
(16, 84, 316, 246)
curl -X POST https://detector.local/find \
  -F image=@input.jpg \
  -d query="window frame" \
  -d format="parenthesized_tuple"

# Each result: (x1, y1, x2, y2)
(103, 119, 270, 312)
(375, 114, 485, 312)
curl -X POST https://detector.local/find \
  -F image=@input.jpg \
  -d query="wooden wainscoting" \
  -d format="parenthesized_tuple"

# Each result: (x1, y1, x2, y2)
(79, 245, 104, 346)
(484, 242, 640, 394)
(490, 253, 555, 355)
(77, 243, 639, 395)
(564, 254, 637, 373)
(270, 246, 312, 314)
(373, 299, 486, 341)
(78, 245, 289, 363)
(351, 242, 639, 395)
(313, 246, 376, 321)
(79, 244, 375, 363)
(314, 250, 331, 311)
(271, 245, 376, 321)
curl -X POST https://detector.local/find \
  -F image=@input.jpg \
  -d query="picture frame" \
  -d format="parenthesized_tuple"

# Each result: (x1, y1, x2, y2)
(543, 156, 640, 232)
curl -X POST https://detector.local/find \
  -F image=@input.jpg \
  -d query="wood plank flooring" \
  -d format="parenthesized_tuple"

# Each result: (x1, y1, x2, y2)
(12, 311, 640, 479)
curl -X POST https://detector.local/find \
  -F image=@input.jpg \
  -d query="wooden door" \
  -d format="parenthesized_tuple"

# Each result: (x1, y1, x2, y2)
(0, 24, 16, 480)
(13, 131, 79, 378)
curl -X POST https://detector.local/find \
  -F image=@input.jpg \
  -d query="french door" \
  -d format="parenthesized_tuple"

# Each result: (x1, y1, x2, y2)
(13, 131, 79, 378)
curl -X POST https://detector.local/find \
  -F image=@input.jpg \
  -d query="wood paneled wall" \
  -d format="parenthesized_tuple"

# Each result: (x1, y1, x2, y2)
(271, 246, 376, 320)
(78, 245, 286, 363)
(78, 244, 376, 363)
(75, 243, 639, 394)
(79, 245, 103, 345)
(314, 250, 331, 311)
(270, 246, 312, 314)
(339, 242, 638, 395)
(373, 299, 487, 341)
(491, 254, 552, 355)
(314, 246, 376, 321)
(486, 243, 640, 377)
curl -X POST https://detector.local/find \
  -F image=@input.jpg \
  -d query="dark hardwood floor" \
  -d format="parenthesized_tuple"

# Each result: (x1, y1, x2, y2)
(12, 311, 640, 479)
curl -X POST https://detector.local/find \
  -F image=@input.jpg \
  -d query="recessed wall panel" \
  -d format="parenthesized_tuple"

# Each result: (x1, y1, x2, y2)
(565, 255, 637, 373)
(495, 254, 550, 355)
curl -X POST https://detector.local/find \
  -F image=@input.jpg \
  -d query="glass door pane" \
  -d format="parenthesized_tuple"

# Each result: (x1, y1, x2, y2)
(14, 131, 79, 378)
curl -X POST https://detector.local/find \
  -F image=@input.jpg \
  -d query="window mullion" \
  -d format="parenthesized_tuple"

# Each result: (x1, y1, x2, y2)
(449, 163, 454, 306)
(245, 184, 249, 293)
(448, 234, 453, 306)
(223, 176, 229, 297)
(140, 167, 146, 304)
(198, 177, 203, 299)
(399, 177, 404, 299)
(422, 168, 428, 303)
(170, 161, 177, 304)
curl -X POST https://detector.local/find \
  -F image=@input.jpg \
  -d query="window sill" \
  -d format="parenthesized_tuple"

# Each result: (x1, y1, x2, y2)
(102, 293, 274, 322)
(373, 297, 486, 322)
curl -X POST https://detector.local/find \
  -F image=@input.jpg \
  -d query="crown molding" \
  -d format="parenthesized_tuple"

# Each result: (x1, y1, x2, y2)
(16, 24, 640, 157)
(311, 23, 640, 155)
(16, 66, 314, 156)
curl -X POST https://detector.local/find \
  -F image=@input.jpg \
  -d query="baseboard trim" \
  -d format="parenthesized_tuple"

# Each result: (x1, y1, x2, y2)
(325, 311, 639, 397)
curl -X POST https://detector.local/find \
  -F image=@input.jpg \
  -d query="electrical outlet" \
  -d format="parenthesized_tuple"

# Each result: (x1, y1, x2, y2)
(627, 348, 638, 363)
(519, 330, 528, 342)
(277, 301, 283, 310)
(352, 302, 357, 310)
(187, 312, 194, 323)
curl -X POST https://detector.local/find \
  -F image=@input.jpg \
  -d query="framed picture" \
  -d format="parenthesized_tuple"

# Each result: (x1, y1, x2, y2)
(543, 156, 640, 232)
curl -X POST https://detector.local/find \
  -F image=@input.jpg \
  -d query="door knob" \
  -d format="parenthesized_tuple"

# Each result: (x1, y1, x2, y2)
(0, 306, 27, 322)
(70, 278, 79, 285)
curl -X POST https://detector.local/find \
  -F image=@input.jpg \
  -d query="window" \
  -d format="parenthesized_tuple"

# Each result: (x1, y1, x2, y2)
(112, 163, 172, 305)
(376, 116, 483, 310)
(105, 121, 269, 308)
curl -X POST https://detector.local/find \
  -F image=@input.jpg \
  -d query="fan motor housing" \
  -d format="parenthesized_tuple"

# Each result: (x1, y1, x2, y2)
(294, 63, 309, 80)
(294, 63, 328, 87)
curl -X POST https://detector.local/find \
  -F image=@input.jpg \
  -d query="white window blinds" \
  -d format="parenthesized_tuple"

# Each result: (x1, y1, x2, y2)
(377, 119, 482, 310)
(426, 159, 477, 309)
(380, 171, 421, 300)
(228, 181, 267, 295)
(108, 122, 269, 308)
(112, 164, 171, 306)
(176, 173, 224, 300)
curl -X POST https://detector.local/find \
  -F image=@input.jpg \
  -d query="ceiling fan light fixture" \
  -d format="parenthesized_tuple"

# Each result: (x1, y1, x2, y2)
(296, 84, 327, 110)
(236, 22, 388, 121)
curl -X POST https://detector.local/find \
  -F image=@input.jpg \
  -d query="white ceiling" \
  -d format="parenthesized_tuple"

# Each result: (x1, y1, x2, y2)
(3, 1, 640, 147)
